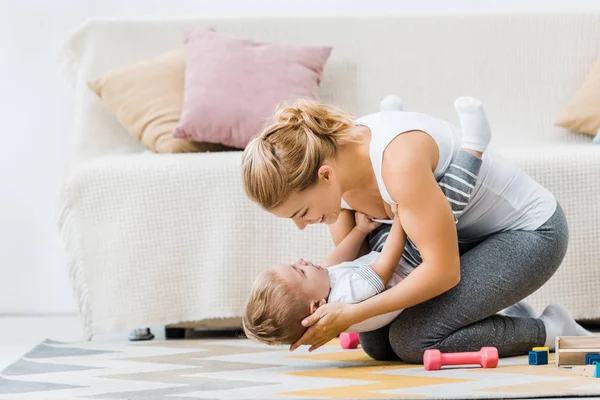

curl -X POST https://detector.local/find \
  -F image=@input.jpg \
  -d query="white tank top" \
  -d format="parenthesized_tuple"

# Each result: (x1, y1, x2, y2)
(343, 111, 557, 241)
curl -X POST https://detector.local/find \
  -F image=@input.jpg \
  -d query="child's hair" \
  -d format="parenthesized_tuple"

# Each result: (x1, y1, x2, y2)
(242, 268, 311, 345)
(241, 100, 357, 210)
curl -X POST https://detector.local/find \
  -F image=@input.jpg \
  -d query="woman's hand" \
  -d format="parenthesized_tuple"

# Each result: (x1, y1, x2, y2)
(290, 302, 354, 352)
(354, 212, 381, 234)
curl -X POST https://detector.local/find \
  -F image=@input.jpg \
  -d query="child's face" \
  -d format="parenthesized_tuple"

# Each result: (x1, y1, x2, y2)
(275, 258, 331, 303)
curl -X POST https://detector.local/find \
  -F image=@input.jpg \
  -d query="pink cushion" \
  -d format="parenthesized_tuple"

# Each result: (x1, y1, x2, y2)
(173, 30, 331, 148)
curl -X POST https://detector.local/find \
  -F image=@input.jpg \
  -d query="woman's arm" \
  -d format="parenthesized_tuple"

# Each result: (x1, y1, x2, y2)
(350, 130, 460, 321)
(322, 212, 380, 267)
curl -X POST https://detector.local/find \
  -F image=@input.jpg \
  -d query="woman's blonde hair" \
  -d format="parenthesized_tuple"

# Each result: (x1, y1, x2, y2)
(242, 100, 356, 210)
(242, 269, 310, 345)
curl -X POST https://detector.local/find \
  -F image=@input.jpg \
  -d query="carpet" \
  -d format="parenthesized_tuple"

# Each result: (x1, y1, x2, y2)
(2, 338, 600, 399)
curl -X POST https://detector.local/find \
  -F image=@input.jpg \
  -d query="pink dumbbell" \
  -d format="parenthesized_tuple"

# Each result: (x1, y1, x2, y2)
(340, 332, 360, 349)
(423, 347, 498, 370)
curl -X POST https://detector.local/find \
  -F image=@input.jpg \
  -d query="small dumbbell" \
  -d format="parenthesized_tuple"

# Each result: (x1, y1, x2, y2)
(423, 347, 498, 371)
(340, 332, 360, 349)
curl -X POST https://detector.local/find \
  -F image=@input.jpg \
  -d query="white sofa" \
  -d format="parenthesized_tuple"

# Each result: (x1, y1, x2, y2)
(59, 13, 600, 338)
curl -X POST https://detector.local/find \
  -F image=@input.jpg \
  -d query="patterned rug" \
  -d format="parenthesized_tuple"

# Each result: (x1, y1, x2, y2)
(2, 337, 600, 399)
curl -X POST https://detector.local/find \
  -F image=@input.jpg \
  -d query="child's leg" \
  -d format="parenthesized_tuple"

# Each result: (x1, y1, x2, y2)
(368, 223, 422, 268)
(439, 96, 492, 221)
(455, 96, 492, 154)
(378, 98, 490, 265)
(367, 224, 391, 253)
(400, 151, 484, 268)
(439, 151, 482, 222)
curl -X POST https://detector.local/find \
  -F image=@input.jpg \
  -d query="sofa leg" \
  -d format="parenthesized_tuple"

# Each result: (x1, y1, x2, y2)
(128, 328, 154, 341)
(165, 327, 187, 339)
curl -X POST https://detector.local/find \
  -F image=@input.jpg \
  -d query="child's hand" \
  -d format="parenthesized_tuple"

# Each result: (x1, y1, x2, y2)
(391, 203, 399, 219)
(355, 212, 381, 234)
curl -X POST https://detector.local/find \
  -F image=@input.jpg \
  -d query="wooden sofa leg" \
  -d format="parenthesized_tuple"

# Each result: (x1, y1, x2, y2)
(165, 327, 187, 339)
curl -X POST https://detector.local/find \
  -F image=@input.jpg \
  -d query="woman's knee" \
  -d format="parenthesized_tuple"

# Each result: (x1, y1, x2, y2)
(360, 340, 398, 361)
(359, 327, 399, 361)
(388, 317, 438, 364)
(547, 203, 569, 265)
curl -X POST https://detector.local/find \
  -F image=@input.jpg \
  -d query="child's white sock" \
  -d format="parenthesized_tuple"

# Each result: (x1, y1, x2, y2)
(540, 304, 593, 349)
(501, 300, 537, 318)
(380, 94, 403, 112)
(454, 96, 492, 153)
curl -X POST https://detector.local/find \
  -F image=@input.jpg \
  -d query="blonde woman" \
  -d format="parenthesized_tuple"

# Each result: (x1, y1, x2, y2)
(241, 98, 589, 362)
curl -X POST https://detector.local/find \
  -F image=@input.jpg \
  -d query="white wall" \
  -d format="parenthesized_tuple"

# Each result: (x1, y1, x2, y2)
(2, 0, 600, 314)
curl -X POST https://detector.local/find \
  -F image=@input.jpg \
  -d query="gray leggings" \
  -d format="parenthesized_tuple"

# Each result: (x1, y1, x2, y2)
(359, 203, 568, 363)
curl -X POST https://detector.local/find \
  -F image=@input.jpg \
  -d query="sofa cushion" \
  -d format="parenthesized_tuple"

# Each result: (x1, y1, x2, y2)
(555, 57, 600, 136)
(87, 47, 232, 153)
(173, 30, 331, 148)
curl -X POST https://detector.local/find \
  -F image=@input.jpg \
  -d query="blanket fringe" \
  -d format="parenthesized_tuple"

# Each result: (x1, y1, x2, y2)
(56, 187, 93, 341)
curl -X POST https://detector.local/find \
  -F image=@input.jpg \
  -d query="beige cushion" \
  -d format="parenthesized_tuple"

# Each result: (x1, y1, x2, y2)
(88, 47, 231, 153)
(555, 58, 600, 136)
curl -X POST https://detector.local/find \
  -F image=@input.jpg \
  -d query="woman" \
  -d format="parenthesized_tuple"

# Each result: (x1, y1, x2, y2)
(241, 98, 589, 362)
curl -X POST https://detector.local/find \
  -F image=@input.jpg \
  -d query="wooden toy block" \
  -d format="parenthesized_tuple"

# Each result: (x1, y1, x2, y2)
(529, 350, 548, 365)
(572, 365, 600, 378)
(532, 346, 549, 353)
(556, 336, 600, 367)
(586, 353, 600, 365)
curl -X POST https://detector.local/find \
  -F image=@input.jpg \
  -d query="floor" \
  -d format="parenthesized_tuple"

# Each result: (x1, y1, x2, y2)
(1, 316, 598, 400)
(0, 315, 168, 371)
(0, 315, 242, 371)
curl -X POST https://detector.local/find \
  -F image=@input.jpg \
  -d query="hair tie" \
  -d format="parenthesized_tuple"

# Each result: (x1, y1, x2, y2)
(261, 127, 279, 141)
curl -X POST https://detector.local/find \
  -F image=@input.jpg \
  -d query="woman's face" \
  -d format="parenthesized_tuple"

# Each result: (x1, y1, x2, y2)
(272, 166, 342, 230)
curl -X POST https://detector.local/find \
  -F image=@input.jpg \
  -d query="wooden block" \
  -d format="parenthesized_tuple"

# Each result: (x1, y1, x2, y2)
(586, 353, 600, 365)
(532, 346, 549, 353)
(529, 350, 549, 365)
(572, 365, 597, 377)
(558, 336, 600, 350)
(556, 337, 600, 367)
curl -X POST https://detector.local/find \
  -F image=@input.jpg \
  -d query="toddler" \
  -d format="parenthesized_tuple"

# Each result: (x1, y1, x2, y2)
(243, 97, 492, 345)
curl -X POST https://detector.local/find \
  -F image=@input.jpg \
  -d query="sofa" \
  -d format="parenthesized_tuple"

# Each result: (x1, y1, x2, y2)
(59, 13, 600, 338)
